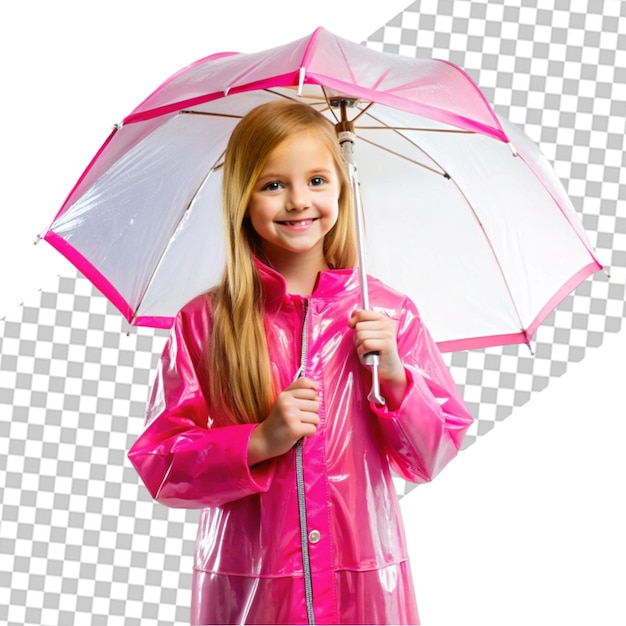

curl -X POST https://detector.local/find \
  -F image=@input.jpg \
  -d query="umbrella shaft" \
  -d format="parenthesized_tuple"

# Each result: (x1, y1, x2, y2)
(339, 133, 370, 309)
(352, 165, 371, 310)
(340, 133, 384, 405)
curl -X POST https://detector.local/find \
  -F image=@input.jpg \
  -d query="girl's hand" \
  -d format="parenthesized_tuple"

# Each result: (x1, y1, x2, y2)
(348, 309, 409, 409)
(247, 377, 320, 466)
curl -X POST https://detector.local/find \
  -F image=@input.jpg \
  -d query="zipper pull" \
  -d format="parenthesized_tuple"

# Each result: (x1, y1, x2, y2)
(293, 365, 305, 382)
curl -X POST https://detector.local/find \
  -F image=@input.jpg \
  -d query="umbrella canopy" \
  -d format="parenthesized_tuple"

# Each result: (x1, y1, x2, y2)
(42, 27, 601, 351)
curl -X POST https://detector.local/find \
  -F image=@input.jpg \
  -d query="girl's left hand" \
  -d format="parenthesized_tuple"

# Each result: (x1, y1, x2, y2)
(348, 309, 409, 407)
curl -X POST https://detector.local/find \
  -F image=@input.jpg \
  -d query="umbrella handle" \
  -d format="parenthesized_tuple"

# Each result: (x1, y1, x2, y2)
(364, 353, 385, 405)
(339, 129, 385, 406)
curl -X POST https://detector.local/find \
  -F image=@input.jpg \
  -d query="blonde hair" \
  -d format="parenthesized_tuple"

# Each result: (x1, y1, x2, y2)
(207, 99, 357, 425)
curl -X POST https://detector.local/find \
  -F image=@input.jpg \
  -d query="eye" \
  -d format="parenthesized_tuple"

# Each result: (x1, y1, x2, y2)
(263, 181, 283, 192)
(309, 176, 325, 187)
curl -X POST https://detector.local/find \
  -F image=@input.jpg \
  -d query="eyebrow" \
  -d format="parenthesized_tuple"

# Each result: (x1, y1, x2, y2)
(308, 168, 335, 177)
(257, 167, 335, 182)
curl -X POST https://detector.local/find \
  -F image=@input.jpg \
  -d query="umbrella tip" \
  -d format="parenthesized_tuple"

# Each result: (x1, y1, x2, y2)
(522, 330, 534, 355)
(298, 67, 306, 96)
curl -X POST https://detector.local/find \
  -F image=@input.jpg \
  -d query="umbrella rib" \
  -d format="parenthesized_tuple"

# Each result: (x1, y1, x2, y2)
(359, 109, 456, 176)
(321, 86, 341, 124)
(351, 101, 375, 123)
(355, 126, 473, 133)
(181, 110, 244, 120)
(356, 135, 448, 177)
(320, 87, 375, 125)
(446, 178, 529, 339)
(265, 88, 330, 110)
(130, 152, 226, 323)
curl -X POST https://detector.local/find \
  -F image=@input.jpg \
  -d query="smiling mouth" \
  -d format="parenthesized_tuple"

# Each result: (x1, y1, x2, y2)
(277, 218, 319, 226)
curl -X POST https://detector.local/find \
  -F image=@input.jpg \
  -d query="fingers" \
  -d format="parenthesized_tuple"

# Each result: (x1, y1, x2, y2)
(273, 377, 321, 429)
(348, 310, 396, 356)
(283, 378, 320, 416)
(348, 310, 406, 386)
(348, 308, 385, 328)
(287, 376, 320, 395)
(259, 379, 321, 458)
(278, 396, 320, 425)
(348, 309, 396, 336)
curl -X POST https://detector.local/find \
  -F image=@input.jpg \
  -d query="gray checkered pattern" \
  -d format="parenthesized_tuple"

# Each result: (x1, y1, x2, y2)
(1, 276, 196, 625)
(2, 1, 625, 623)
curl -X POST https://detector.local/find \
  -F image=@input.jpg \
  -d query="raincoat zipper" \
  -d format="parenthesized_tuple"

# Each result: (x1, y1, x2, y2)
(295, 298, 315, 625)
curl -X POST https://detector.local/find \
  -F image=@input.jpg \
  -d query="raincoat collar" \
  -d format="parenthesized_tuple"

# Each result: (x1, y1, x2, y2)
(253, 256, 360, 306)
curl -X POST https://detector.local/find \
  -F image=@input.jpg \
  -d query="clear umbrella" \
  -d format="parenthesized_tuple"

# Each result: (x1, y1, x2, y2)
(41, 27, 602, 400)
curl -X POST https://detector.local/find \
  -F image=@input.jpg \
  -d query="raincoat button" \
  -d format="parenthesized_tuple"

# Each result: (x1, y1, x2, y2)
(308, 530, 321, 544)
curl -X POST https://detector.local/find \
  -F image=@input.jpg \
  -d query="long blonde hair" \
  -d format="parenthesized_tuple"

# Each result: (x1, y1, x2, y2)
(207, 99, 358, 425)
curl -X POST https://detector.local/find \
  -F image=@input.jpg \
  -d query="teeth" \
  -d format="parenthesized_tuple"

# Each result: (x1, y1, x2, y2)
(281, 219, 314, 225)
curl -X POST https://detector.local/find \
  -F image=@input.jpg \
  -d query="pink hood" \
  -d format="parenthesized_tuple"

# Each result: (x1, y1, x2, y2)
(128, 260, 473, 624)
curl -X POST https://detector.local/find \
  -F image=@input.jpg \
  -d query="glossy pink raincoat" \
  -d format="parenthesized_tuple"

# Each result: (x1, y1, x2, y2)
(128, 259, 473, 625)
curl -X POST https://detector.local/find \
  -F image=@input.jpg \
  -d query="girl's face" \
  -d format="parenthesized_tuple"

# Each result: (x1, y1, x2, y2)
(247, 130, 340, 266)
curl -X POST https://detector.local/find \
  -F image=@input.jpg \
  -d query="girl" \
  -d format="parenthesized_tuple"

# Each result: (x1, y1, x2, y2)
(128, 100, 473, 625)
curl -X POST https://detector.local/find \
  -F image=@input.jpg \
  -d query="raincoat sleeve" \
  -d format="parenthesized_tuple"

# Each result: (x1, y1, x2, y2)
(371, 296, 473, 483)
(127, 300, 276, 508)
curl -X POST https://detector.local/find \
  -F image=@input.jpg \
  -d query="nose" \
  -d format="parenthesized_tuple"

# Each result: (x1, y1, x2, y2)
(286, 184, 310, 211)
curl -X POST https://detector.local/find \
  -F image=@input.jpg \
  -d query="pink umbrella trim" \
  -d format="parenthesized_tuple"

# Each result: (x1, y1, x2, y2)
(43, 231, 134, 324)
(436, 260, 602, 352)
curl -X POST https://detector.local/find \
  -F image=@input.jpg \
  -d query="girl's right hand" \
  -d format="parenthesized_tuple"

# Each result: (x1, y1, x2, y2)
(247, 377, 320, 466)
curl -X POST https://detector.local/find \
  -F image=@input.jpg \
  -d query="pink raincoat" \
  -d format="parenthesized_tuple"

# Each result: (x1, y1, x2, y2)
(128, 259, 473, 625)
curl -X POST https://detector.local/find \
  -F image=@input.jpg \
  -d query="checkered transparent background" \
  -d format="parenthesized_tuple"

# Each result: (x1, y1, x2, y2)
(2, 1, 625, 624)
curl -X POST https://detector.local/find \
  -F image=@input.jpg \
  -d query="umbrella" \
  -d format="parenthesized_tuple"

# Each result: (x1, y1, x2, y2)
(41, 26, 602, 356)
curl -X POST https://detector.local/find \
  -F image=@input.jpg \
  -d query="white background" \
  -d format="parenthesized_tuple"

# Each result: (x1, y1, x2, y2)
(2, 2, 625, 625)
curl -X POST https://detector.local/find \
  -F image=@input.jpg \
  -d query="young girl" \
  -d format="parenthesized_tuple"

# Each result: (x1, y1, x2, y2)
(128, 100, 473, 625)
